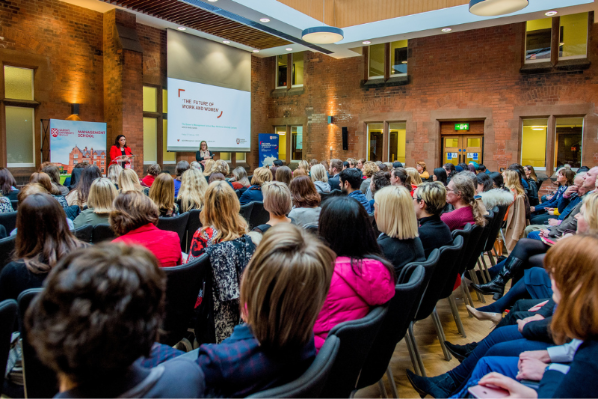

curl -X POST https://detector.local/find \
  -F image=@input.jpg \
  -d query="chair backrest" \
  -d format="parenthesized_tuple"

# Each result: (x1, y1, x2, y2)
(184, 209, 202, 253)
(398, 249, 440, 322)
(18, 288, 59, 399)
(476, 210, 495, 255)
(369, 214, 381, 237)
(483, 205, 507, 252)
(0, 212, 17, 235)
(0, 235, 16, 271)
(247, 335, 341, 398)
(356, 265, 426, 389)
(451, 223, 481, 275)
(0, 299, 17, 397)
(161, 254, 211, 346)
(320, 304, 389, 398)
(73, 224, 93, 243)
(415, 237, 464, 320)
(249, 201, 269, 229)
(10, 200, 18, 210)
(91, 224, 116, 243)
(157, 212, 190, 248)
(239, 202, 254, 224)
(438, 235, 466, 299)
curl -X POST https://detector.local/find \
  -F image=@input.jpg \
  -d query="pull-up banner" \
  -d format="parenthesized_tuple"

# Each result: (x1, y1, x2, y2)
(49, 119, 107, 174)
(258, 133, 279, 167)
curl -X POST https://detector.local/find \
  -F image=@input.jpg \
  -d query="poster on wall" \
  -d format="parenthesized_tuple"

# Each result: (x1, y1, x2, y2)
(258, 133, 279, 167)
(49, 119, 107, 174)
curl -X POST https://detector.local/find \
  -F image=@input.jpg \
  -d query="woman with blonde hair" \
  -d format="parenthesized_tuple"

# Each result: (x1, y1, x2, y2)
(293, 168, 307, 178)
(149, 173, 179, 217)
(202, 159, 215, 179)
(360, 161, 378, 194)
(73, 178, 118, 228)
(296, 160, 310, 175)
(231, 166, 250, 190)
(211, 160, 230, 178)
(406, 167, 423, 187)
(252, 181, 293, 234)
(176, 168, 208, 213)
(239, 167, 272, 205)
(375, 185, 425, 277)
(310, 164, 330, 193)
(107, 164, 123, 188)
(441, 173, 487, 231)
(502, 169, 528, 251)
(66, 165, 102, 208)
(30, 172, 68, 209)
(118, 169, 146, 195)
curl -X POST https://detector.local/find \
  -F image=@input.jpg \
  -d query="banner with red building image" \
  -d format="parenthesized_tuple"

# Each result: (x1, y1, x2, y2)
(49, 119, 107, 174)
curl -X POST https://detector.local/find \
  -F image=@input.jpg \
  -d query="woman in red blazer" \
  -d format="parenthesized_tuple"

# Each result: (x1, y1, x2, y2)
(109, 135, 134, 169)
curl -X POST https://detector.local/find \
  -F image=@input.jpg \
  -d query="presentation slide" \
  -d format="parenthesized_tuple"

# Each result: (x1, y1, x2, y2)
(167, 77, 251, 152)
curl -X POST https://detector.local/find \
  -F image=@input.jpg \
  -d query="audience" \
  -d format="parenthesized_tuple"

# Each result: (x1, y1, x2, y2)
(0, 191, 13, 214)
(107, 164, 122, 188)
(406, 167, 422, 187)
(432, 167, 448, 186)
(444, 163, 457, 184)
(73, 178, 118, 228)
(26, 243, 205, 398)
(41, 163, 69, 196)
(190, 161, 201, 170)
(289, 176, 321, 228)
(141, 163, 161, 187)
(275, 166, 292, 186)
(0, 167, 19, 201)
(118, 168, 147, 195)
(310, 164, 331, 193)
(390, 167, 414, 195)
(239, 167, 272, 205)
(315, 196, 395, 351)
(29, 172, 68, 209)
(208, 173, 226, 184)
(174, 161, 190, 197)
(475, 172, 493, 194)
(296, 160, 310, 175)
(66, 165, 102, 207)
(253, 181, 293, 234)
(416, 161, 430, 180)
(0, 193, 84, 302)
(177, 168, 208, 212)
(149, 173, 179, 217)
(202, 159, 215, 179)
(328, 159, 343, 191)
(293, 168, 307, 178)
(530, 168, 574, 224)
(375, 186, 426, 278)
(211, 160, 229, 180)
(502, 169, 529, 251)
(441, 173, 487, 231)
(111, 191, 182, 267)
(231, 166, 250, 190)
(414, 182, 453, 257)
(361, 161, 378, 194)
(357, 158, 366, 170)
(369, 171, 391, 209)
(340, 168, 373, 213)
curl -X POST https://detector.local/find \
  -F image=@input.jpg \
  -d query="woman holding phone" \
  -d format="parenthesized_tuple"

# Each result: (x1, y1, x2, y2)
(195, 141, 213, 168)
(109, 135, 133, 169)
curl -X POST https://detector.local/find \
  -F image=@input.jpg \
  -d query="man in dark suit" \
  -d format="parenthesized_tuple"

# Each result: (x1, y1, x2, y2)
(328, 159, 343, 191)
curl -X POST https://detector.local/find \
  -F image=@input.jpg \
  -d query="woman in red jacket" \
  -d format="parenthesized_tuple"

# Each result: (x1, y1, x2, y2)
(109, 135, 133, 169)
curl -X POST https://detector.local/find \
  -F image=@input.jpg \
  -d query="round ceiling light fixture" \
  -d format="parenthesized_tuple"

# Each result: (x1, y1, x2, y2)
(545, 10, 557, 16)
(442, 28, 452, 32)
(207, 0, 218, 2)
(362, 40, 371, 45)
(301, 26, 344, 44)
(260, 18, 270, 23)
(469, 0, 528, 16)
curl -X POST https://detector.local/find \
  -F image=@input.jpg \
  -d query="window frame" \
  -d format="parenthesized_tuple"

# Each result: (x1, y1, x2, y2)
(291, 52, 304, 88)
(366, 122, 385, 162)
(558, 13, 589, 61)
(520, 118, 549, 171)
(387, 121, 407, 163)
(389, 41, 408, 78)
(290, 125, 304, 162)
(275, 54, 289, 89)
(367, 44, 386, 80)
(142, 84, 165, 168)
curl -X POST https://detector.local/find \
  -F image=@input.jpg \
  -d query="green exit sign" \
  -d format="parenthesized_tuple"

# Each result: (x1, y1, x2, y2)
(455, 123, 470, 131)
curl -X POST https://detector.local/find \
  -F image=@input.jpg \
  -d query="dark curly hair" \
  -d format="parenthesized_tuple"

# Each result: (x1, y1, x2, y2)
(26, 243, 166, 386)
(371, 171, 391, 194)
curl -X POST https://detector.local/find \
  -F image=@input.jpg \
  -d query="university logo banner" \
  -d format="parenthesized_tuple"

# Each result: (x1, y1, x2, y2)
(258, 133, 279, 167)
(49, 119, 107, 174)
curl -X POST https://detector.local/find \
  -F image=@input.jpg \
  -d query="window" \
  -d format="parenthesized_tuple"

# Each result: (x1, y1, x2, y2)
(143, 117, 158, 164)
(555, 117, 583, 169)
(219, 152, 247, 163)
(390, 41, 408, 76)
(525, 18, 552, 63)
(559, 13, 588, 60)
(4, 66, 34, 100)
(276, 55, 288, 88)
(6, 106, 35, 166)
(101, 161, 104, 166)
(163, 119, 176, 164)
(143, 86, 157, 113)
(163, 89, 168, 113)
(275, 126, 286, 162)
(368, 44, 385, 78)
(388, 122, 406, 163)
(291, 126, 303, 161)
(521, 119, 547, 168)
(367, 123, 383, 161)
(73, 154, 78, 159)
(292, 52, 304, 86)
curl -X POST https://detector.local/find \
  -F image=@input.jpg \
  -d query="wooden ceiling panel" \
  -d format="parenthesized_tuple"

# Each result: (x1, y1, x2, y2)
(101, 0, 292, 49)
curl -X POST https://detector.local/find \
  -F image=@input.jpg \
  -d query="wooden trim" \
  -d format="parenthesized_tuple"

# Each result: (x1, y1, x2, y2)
(362, 46, 369, 82)
(287, 53, 292, 90)
(545, 115, 556, 175)
(382, 121, 389, 162)
(286, 125, 292, 164)
(157, 87, 164, 168)
(1, 99, 39, 107)
(384, 43, 390, 81)
(550, 17, 560, 66)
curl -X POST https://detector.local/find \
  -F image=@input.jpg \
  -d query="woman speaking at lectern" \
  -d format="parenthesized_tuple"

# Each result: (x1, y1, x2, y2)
(110, 135, 133, 169)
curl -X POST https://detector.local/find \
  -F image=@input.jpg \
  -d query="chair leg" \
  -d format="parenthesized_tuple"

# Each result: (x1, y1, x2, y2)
(377, 380, 388, 398)
(460, 279, 475, 310)
(468, 269, 486, 303)
(480, 254, 492, 282)
(500, 228, 509, 255)
(387, 366, 399, 398)
(432, 309, 452, 361)
(476, 258, 488, 284)
(487, 250, 496, 266)
(448, 294, 467, 338)
(408, 322, 427, 377)
(404, 331, 422, 377)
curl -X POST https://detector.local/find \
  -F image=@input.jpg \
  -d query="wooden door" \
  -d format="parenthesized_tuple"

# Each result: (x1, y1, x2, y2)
(442, 136, 462, 166)
(441, 135, 484, 165)
(463, 136, 483, 165)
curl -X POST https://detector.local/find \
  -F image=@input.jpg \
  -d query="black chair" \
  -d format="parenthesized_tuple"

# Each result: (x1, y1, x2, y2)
(356, 265, 426, 397)
(91, 224, 116, 243)
(0, 299, 17, 397)
(452, 223, 485, 303)
(18, 288, 59, 399)
(0, 235, 16, 271)
(248, 335, 340, 398)
(239, 202, 254, 224)
(161, 254, 211, 347)
(236, 187, 248, 199)
(157, 212, 190, 249)
(475, 210, 496, 282)
(184, 209, 202, 253)
(248, 201, 269, 229)
(481, 205, 508, 271)
(10, 200, 18, 210)
(0, 212, 17, 235)
(73, 224, 93, 243)
(320, 304, 389, 398)
(435, 236, 467, 338)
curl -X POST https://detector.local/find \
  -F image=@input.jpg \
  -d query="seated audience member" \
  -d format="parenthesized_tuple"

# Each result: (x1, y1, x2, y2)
(211, 160, 230, 180)
(253, 181, 293, 234)
(340, 168, 373, 213)
(174, 161, 190, 197)
(289, 176, 321, 228)
(66, 165, 102, 208)
(315, 196, 394, 351)
(202, 159, 215, 180)
(118, 169, 147, 195)
(444, 163, 457, 184)
(196, 223, 333, 397)
(378, 163, 388, 172)
(296, 160, 310, 176)
(310, 164, 331, 193)
(73, 178, 118, 228)
(269, 165, 279, 180)
(41, 163, 69, 196)
(310, 158, 319, 169)
(190, 161, 201, 170)
(0, 193, 84, 302)
(530, 168, 574, 221)
(360, 161, 378, 194)
(503, 169, 529, 250)
(478, 173, 514, 211)
(476, 172, 494, 195)
(328, 159, 343, 191)
(348, 158, 358, 169)
(275, 166, 292, 186)
(432, 167, 448, 186)
(416, 161, 430, 180)
(375, 186, 425, 278)
(141, 164, 161, 187)
(176, 168, 208, 213)
(390, 167, 414, 196)
(12, 184, 74, 235)
(239, 167, 272, 205)
(0, 191, 13, 213)
(273, 159, 283, 167)
(208, 173, 226, 184)
(468, 163, 477, 174)
(107, 164, 122, 188)
(441, 173, 487, 231)
(368, 171, 391, 209)
(393, 161, 403, 169)
(356, 158, 366, 171)
(27, 243, 205, 398)
(0, 167, 19, 201)
(231, 166, 251, 190)
(478, 164, 487, 173)
(342, 161, 350, 170)
(293, 168, 307, 178)
(414, 182, 453, 257)
(383, 162, 394, 172)
(29, 172, 68, 209)
(149, 173, 179, 217)
(111, 191, 182, 267)
(406, 167, 423, 188)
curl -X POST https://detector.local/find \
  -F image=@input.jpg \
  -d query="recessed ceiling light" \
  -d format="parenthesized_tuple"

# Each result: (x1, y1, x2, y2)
(402, 61, 408, 64)
(545, 10, 557, 16)
(253, 49, 260, 53)
(207, 0, 218, 2)
(260, 18, 270, 23)
(442, 28, 452, 32)
(177, 27, 186, 31)
(223, 40, 230, 44)
(286, 48, 293, 51)
(362, 40, 371, 44)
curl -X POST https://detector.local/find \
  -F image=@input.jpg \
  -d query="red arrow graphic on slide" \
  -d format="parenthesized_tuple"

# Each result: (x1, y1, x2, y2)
(217, 111, 223, 118)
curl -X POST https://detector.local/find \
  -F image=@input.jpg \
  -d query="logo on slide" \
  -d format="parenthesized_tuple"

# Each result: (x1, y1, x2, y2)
(177, 139, 180, 142)
(236, 139, 240, 144)
(178, 89, 185, 97)
(217, 111, 223, 118)
(51, 128, 58, 138)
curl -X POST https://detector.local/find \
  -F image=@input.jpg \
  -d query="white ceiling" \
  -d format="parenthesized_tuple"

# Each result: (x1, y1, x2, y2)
(61, 0, 597, 59)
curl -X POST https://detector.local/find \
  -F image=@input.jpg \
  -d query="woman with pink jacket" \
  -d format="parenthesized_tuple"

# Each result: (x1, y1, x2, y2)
(314, 196, 396, 351)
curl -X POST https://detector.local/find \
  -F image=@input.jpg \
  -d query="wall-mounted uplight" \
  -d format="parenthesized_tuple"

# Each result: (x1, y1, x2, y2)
(327, 116, 334, 124)
(177, 27, 186, 31)
(545, 10, 557, 16)
(71, 103, 80, 116)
